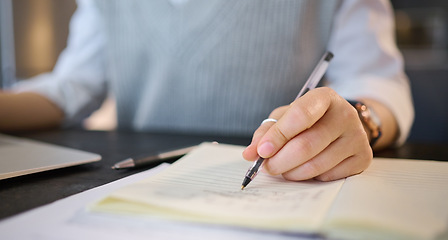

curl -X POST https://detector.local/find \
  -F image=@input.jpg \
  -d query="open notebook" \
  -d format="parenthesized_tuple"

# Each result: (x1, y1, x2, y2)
(91, 142, 448, 240)
(0, 134, 101, 180)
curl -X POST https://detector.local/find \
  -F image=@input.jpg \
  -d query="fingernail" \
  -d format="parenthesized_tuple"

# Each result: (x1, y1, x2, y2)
(258, 142, 274, 157)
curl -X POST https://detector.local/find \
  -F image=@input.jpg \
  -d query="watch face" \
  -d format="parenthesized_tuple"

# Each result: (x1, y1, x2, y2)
(368, 107, 381, 128)
(347, 100, 382, 146)
(364, 105, 382, 145)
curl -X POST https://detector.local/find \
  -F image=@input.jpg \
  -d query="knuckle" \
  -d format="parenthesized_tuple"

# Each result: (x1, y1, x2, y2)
(301, 161, 324, 177)
(263, 159, 281, 175)
(288, 104, 314, 130)
(314, 173, 334, 182)
(270, 106, 288, 118)
(272, 124, 289, 143)
(295, 136, 314, 155)
(282, 173, 298, 181)
(345, 105, 359, 121)
(354, 124, 368, 141)
(291, 99, 314, 119)
(359, 129, 371, 149)
(318, 87, 338, 102)
(320, 86, 336, 96)
(301, 107, 315, 126)
(338, 103, 359, 125)
(360, 147, 373, 167)
(349, 153, 372, 177)
(252, 127, 265, 141)
(300, 100, 316, 121)
(265, 165, 280, 176)
(282, 171, 307, 181)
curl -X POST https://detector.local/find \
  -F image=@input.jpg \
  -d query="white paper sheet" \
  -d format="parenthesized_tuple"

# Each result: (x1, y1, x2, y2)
(92, 143, 344, 232)
(0, 162, 316, 240)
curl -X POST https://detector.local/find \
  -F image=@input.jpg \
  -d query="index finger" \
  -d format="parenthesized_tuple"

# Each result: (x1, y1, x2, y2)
(243, 107, 288, 161)
(256, 87, 335, 158)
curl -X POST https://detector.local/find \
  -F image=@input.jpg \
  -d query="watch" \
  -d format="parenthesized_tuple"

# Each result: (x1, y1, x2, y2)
(347, 100, 382, 147)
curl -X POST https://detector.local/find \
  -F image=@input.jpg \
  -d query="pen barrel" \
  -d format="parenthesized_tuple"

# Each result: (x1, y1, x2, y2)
(295, 51, 333, 100)
(245, 158, 264, 180)
(134, 155, 161, 166)
(135, 146, 197, 167)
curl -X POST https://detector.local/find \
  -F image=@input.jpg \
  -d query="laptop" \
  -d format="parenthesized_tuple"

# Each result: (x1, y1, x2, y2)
(0, 134, 101, 180)
(0, 2, 101, 180)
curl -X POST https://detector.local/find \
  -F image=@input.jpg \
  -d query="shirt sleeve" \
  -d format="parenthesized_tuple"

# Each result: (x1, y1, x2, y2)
(12, 0, 107, 127)
(326, 0, 414, 146)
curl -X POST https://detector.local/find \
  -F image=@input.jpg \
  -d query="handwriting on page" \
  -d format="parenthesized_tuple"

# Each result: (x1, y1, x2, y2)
(96, 143, 344, 228)
(146, 180, 329, 213)
(110, 145, 344, 221)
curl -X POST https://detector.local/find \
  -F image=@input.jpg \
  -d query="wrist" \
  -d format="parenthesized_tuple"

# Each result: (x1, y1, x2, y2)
(347, 100, 382, 147)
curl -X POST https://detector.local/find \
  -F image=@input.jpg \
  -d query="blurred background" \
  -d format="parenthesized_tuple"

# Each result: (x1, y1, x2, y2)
(2, 0, 448, 142)
(391, 0, 448, 143)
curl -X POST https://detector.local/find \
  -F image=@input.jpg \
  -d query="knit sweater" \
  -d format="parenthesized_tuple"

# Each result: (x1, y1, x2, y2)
(92, 0, 340, 135)
(15, 0, 414, 143)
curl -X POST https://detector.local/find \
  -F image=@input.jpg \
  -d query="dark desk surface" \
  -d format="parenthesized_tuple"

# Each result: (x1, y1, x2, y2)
(1, 130, 447, 221)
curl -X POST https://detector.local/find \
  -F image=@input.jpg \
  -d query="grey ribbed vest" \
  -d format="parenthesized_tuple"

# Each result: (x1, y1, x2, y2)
(94, 0, 340, 135)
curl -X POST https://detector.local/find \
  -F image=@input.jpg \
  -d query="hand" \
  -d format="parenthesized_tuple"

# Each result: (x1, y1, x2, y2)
(242, 87, 372, 181)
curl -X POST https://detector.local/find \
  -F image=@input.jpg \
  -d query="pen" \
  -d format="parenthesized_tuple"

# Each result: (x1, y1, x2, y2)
(112, 145, 197, 170)
(241, 51, 334, 190)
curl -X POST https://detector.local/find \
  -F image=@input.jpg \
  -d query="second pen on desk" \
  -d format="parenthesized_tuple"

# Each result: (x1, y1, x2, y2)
(241, 51, 334, 190)
(112, 145, 197, 170)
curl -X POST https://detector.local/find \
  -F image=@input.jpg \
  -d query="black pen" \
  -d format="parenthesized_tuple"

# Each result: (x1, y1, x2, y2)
(112, 145, 197, 170)
(241, 51, 334, 190)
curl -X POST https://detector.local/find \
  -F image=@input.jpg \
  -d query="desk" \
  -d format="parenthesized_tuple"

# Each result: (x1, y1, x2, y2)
(0, 130, 447, 221)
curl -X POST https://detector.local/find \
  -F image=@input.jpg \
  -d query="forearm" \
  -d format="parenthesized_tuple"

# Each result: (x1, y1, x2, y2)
(359, 98, 398, 151)
(0, 92, 64, 132)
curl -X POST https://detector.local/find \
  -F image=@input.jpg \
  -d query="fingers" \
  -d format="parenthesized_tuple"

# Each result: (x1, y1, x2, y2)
(243, 86, 373, 182)
(313, 154, 372, 181)
(243, 122, 273, 161)
(262, 93, 371, 180)
(257, 87, 336, 158)
(278, 130, 372, 181)
(243, 106, 288, 161)
(262, 105, 347, 175)
(244, 87, 372, 182)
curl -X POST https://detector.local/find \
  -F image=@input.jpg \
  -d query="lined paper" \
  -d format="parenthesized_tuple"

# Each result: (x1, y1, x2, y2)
(323, 158, 448, 240)
(92, 142, 344, 232)
(91, 143, 448, 239)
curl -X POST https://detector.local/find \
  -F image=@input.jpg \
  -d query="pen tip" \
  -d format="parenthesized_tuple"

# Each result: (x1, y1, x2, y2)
(111, 165, 120, 170)
(241, 185, 245, 190)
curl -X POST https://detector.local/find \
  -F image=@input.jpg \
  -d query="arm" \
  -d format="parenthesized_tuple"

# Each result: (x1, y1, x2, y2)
(8, 0, 107, 130)
(326, 0, 414, 146)
(358, 98, 398, 151)
(0, 91, 63, 131)
(243, 0, 413, 181)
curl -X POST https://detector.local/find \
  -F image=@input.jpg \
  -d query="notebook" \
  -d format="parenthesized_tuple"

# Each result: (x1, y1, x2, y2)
(91, 142, 448, 240)
(0, 133, 101, 180)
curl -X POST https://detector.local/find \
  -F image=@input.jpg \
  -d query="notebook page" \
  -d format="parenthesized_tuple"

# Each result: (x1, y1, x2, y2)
(92, 142, 344, 233)
(323, 158, 448, 240)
